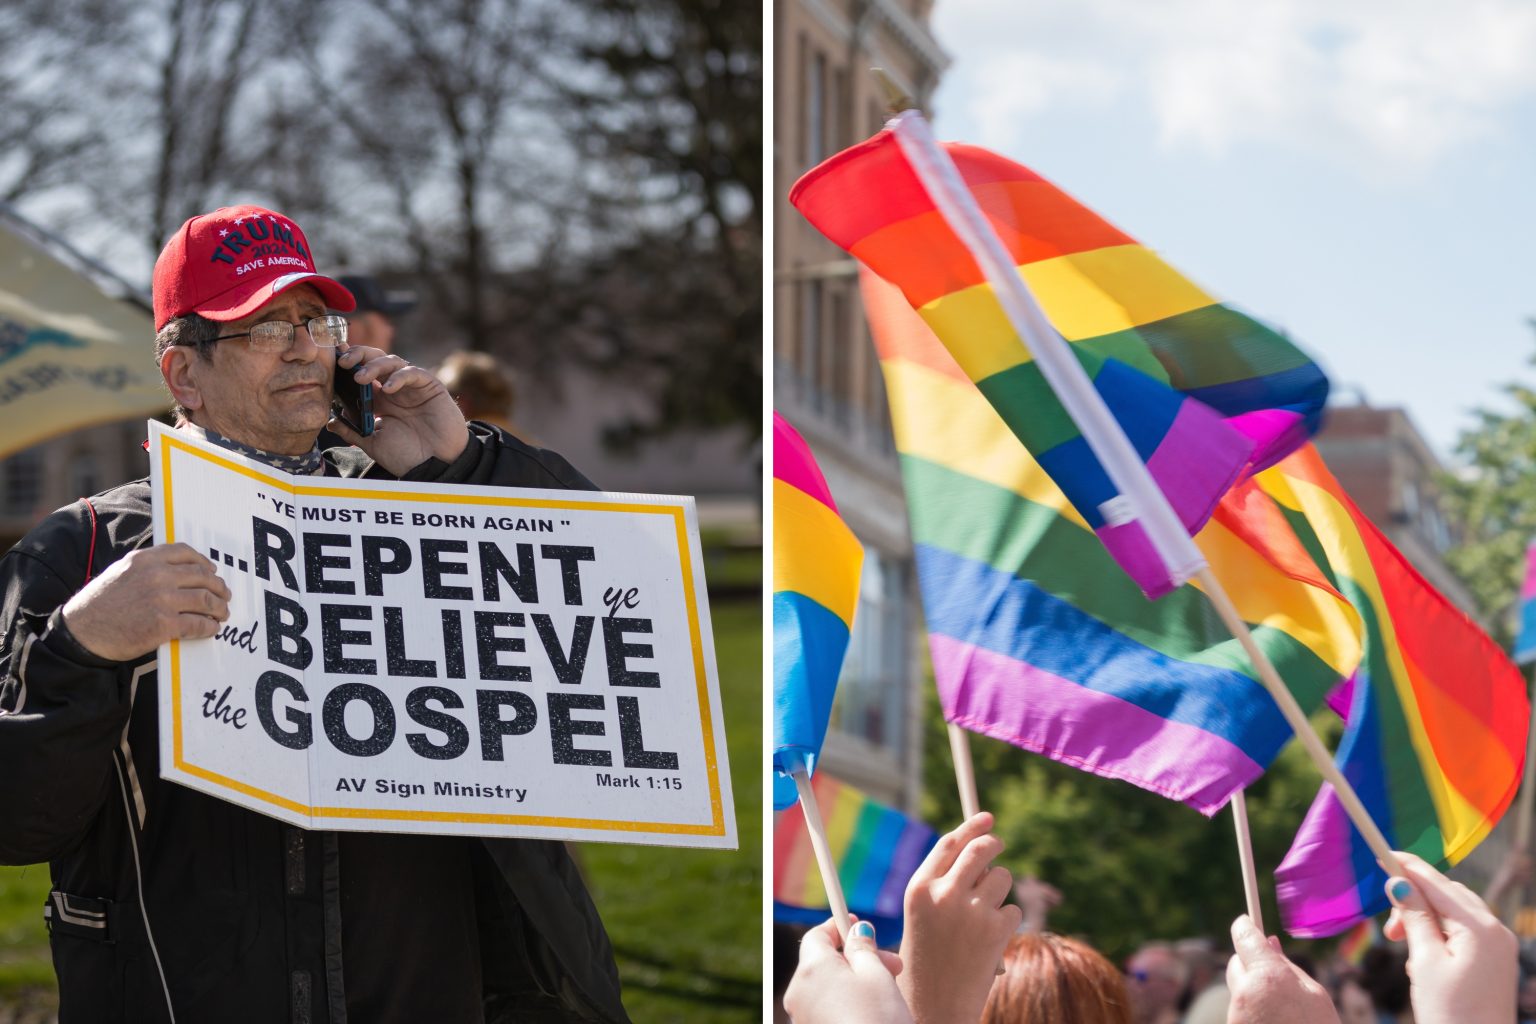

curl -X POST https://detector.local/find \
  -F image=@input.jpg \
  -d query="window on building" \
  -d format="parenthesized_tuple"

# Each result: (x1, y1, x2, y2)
(806, 51, 827, 166)
(67, 453, 100, 499)
(865, 322, 896, 455)
(801, 279, 823, 414)
(829, 288, 851, 428)
(3, 449, 44, 517)
(830, 551, 910, 754)
(1423, 502, 1452, 553)
(831, 67, 850, 150)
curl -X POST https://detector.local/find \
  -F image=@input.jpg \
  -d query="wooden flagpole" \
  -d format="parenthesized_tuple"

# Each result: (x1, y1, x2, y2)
(948, 723, 981, 820)
(792, 769, 853, 939)
(1231, 790, 1264, 932)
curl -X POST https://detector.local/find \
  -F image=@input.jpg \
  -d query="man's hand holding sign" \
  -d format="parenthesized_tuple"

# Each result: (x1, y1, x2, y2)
(62, 544, 232, 659)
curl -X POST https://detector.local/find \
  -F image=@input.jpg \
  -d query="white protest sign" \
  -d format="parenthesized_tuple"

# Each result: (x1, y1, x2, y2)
(149, 420, 736, 849)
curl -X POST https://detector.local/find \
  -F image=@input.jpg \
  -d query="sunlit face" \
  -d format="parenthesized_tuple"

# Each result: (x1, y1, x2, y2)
(184, 284, 336, 454)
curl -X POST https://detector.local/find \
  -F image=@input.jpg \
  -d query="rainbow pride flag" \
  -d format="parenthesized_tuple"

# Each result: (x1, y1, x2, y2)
(1267, 448, 1527, 937)
(792, 129, 1328, 599)
(772, 413, 864, 811)
(863, 268, 1362, 813)
(866, 270, 1524, 933)
(1514, 542, 1536, 664)
(773, 772, 937, 940)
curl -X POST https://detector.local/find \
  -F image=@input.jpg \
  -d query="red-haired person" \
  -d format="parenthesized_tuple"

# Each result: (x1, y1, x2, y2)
(980, 932, 1133, 1024)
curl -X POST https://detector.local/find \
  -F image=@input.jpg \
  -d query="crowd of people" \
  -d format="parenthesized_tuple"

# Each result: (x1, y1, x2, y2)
(780, 812, 1527, 1024)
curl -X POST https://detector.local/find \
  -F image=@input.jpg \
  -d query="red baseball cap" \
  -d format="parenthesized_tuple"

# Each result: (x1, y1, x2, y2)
(151, 205, 355, 330)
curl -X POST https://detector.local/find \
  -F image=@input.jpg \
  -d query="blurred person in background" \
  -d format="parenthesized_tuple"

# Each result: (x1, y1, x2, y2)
(1360, 945, 1414, 1023)
(437, 350, 519, 435)
(1125, 942, 1187, 1024)
(1011, 875, 1062, 934)
(1331, 970, 1378, 1024)
(333, 273, 415, 354)
(1173, 937, 1228, 1024)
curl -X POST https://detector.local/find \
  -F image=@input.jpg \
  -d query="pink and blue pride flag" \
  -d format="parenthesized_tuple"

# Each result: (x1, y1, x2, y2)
(774, 772, 937, 941)
(791, 128, 1329, 599)
(773, 413, 863, 811)
(1514, 542, 1536, 664)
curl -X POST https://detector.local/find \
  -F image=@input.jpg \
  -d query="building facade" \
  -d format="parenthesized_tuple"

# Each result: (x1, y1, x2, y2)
(774, 0, 948, 810)
(0, 422, 154, 552)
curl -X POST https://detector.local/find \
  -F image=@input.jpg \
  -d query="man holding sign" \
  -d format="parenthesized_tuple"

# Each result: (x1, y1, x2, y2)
(0, 206, 628, 1022)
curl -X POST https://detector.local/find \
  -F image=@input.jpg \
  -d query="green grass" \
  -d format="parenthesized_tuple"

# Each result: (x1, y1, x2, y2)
(700, 542, 763, 595)
(0, 864, 52, 1010)
(0, 591, 764, 1021)
(583, 595, 762, 1023)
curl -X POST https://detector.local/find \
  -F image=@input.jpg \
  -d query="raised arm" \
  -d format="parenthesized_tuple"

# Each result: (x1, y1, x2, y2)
(897, 812, 1022, 1024)
(1382, 850, 1519, 1024)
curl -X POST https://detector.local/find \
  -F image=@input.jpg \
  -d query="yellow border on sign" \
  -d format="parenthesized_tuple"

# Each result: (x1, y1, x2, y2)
(160, 434, 726, 837)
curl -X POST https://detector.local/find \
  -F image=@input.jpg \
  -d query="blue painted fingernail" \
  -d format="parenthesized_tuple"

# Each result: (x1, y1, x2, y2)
(850, 920, 875, 941)
(1388, 879, 1411, 903)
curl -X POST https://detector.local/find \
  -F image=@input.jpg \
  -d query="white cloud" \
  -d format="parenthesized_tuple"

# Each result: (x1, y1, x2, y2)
(933, 0, 1536, 165)
(960, 53, 1122, 144)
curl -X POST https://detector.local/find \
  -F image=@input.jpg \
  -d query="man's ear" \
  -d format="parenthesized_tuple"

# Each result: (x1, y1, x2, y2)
(161, 345, 205, 412)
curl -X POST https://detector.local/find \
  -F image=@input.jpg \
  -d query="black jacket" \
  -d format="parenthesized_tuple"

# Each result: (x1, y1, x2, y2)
(0, 424, 630, 1023)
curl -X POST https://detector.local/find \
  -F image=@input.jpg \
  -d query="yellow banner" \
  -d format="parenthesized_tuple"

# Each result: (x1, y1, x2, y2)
(0, 220, 168, 457)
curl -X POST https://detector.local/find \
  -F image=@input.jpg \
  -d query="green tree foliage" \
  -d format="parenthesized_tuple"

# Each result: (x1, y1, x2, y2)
(1441, 321, 1536, 642)
(919, 685, 1339, 960)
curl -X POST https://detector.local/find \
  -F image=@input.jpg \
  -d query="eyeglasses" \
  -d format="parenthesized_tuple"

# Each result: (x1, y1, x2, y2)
(210, 314, 348, 352)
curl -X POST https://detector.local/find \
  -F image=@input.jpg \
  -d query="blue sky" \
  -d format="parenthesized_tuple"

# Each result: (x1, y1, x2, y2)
(929, 0, 1536, 458)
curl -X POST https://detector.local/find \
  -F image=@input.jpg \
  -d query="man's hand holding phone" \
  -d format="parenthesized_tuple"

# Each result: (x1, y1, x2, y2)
(331, 342, 375, 437)
(327, 344, 469, 474)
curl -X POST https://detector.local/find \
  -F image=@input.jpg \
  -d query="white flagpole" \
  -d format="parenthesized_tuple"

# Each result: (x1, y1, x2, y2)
(888, 109, 1406, 887)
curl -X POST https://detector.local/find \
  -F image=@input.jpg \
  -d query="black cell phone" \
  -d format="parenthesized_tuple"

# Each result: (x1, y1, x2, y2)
(332, 367, 375, 437)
